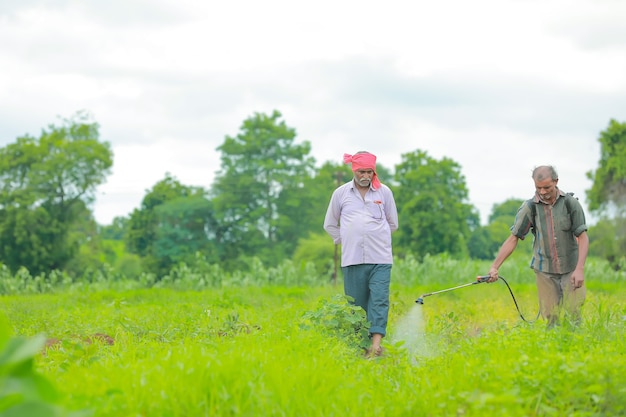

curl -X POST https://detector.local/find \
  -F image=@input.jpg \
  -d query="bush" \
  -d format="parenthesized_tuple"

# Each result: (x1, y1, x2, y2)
(299, 294, 371, 350)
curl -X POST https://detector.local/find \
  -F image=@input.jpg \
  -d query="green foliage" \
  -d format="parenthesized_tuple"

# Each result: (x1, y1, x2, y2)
(223, 257, 325, 287)
(1, 254, 623, 296)
(393, 149, 479, 259)
(467, 225, 501, 260)
(125, 173, 209, 276)
(468, 199, 533, 260)
(97, 217, 127, 241)
(3, 111, 622, 290)
(1, 279, 625, 416)
(0, 315, 91, 416)
(587, 118, 626, 213)
(586, 119, 626, 270)
(588, 217, 626, 269)
(112, 253, 143, 280)
(273, 172, 324, 262)
(211, 110, 317, 267)
(0, 205, 74, 274)
(99, 239, 125, 267)
(157, 255, 225, 289)
(292, 232, 336, 280)
(153, 196, 220, 268)
(300, 294, 371, 350)
(0, 111, 112, 275)
(488, 198, 525, 224)
(126, 173, 203, 257)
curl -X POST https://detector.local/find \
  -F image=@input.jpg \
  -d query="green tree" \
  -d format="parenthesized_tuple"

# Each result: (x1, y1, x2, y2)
(587, 119, 626, 214)
(292, 232, 335, 281)
(125, 173, 208, 276)
(211, 110, 316, 267)
(586, 119, 626, 269)
(99, 216, 128, 240)
(274, 162, 337, 261)
(468, 198, 532, 260)
(286, 161, 353, 282)
(393, 150, 479, 259)
(488, 199, 525, 223)
(468, 225, 499, 260)
(0, 111, 112, 275)
(587, 217, 626, 267)
(153, 196, 220, 269)
(90, 216, 145, 279)
(63, 201, 104, 277)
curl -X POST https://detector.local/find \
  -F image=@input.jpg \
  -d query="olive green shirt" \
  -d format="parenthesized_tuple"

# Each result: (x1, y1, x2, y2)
(511, 189, 587, 274)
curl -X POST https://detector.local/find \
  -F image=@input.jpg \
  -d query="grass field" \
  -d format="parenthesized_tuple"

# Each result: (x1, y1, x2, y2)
(1, 257, 625, 416)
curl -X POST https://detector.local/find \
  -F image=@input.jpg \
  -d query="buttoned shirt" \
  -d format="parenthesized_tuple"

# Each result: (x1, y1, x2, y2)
(511, 189, 587, 274)
(324, 180, 398, 267)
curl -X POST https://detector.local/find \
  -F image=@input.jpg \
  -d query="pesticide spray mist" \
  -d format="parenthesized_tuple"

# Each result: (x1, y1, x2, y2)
(390, 304, 432, 358)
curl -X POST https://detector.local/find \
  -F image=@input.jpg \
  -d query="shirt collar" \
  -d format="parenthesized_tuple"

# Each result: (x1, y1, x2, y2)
(533, 187, 566, 205)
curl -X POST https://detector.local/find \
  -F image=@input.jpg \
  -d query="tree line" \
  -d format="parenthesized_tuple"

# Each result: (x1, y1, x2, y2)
(1, 110, 624, 280)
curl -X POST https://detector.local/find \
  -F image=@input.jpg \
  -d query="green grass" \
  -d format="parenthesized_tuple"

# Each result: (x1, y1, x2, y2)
(1, 277, 625, 416)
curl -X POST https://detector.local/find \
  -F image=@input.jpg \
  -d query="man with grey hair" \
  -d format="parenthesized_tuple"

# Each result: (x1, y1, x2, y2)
(484, 165, 589, 326)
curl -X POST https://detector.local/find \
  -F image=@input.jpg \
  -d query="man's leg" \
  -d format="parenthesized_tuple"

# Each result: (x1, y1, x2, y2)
(535, 271, 561, 326)
(367, 264, 391, 353)
(560, 271, 586, 325)
(342, 265, 370, 312)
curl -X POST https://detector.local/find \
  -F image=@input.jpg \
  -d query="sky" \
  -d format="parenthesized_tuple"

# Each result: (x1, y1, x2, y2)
(1, 0, 625, 226)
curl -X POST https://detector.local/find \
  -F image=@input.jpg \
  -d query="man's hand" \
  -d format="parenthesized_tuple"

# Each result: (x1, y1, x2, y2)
(486, 267, 499, 283)
(571, 268, 585, 289)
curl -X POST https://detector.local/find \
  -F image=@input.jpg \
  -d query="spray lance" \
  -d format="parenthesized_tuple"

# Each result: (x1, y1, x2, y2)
(415, 275, 490, 305)
(415, 275, 539, 323)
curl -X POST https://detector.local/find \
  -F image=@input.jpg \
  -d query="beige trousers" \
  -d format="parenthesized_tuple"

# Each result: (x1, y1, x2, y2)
(535, 270, 586, 325)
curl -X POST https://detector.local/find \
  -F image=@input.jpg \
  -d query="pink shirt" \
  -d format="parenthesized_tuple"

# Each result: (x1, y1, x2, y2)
(324, 181, 398, 267)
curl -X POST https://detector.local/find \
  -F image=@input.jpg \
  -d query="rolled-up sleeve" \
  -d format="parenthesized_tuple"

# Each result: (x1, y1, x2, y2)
(510, 202, 533, 240)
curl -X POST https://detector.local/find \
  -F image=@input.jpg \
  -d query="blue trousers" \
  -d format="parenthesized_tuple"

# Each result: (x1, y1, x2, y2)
(342, 264, 391, 336)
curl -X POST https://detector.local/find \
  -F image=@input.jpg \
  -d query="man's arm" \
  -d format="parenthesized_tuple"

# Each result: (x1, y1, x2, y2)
(385, 189, 399, 233)
(486, 234, 519, 282)
(571, 230, 588, 288)
(323, 196, 341, 244)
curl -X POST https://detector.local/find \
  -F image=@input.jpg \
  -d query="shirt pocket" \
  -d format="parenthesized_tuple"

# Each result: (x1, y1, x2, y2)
(558, 215, 572, 231)
(367, 201, 385, 220)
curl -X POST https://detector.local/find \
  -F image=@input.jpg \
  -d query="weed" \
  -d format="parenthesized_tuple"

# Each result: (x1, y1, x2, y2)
(300, 294, 371, 350)
(0, 316, 92, 416)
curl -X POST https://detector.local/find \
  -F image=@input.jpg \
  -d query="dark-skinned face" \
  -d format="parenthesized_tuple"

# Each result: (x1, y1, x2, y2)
(354, 169, 374, 188)
(534, 177, 558, 204)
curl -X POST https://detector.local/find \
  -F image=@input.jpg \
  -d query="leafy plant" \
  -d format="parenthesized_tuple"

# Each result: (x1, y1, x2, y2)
(0, 316, 91, 417)
(1, 282, 625, 416)
(217, 311, 260, 337)
(299, 294, 371, 350)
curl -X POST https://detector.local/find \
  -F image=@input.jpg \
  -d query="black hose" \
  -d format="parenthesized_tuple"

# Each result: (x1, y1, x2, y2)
(497, 275, 541, 324)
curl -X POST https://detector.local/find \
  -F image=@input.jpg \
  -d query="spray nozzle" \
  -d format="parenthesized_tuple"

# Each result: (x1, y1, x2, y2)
(415, 275, 491, 304)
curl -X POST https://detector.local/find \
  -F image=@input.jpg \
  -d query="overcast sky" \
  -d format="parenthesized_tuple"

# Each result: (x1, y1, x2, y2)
(1, 0, 625, 226)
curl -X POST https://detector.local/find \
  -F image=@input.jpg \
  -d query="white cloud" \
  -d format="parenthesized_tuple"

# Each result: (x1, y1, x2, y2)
(0, 0, 624, 226)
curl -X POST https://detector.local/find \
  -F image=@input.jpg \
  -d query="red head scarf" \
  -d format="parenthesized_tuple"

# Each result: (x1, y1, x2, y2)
(343, 152, 381, 190)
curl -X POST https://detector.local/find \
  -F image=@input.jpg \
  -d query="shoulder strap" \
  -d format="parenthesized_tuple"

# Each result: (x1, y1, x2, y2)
(564, 192, 578, 215)
(526, 192, 577, 235)
(526, 199, 537, 234)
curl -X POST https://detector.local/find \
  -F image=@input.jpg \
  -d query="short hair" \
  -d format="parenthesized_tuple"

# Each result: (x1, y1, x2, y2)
(532, 165, 558, 181)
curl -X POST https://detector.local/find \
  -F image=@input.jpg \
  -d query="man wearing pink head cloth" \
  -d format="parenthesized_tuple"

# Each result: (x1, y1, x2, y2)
(324, 151, 399, 357)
